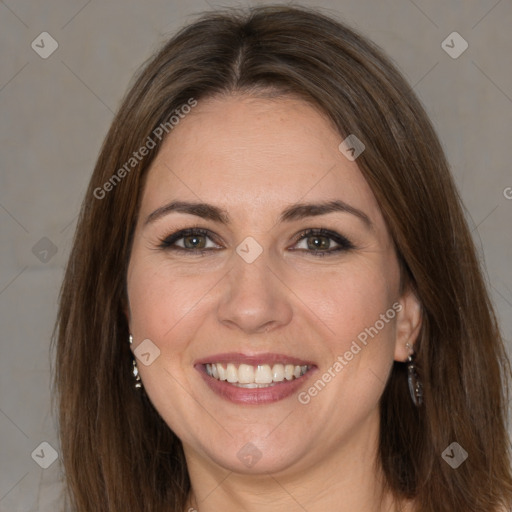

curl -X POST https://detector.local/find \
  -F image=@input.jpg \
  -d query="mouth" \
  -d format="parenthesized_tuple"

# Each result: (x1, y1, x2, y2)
(195, 353, 316, 404)
(205, 362, 310, 388)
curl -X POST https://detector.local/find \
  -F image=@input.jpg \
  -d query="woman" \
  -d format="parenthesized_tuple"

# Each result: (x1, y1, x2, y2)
(53, 5, 512, 511)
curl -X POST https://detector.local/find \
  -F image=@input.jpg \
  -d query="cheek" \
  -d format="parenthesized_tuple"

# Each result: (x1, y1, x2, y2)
(290, 263, 399, 437)
(127, 257, 220, 342)
(292, 259, 400, 412)
(298, 261, 398, 347)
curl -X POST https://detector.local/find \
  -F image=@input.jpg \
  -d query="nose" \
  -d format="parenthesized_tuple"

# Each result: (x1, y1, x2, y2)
(216, 252, 293, 335)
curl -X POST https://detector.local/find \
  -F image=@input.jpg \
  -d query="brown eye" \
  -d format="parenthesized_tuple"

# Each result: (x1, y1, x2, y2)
(182, 234, 207, 249)
(306, 234, 332, 251)
(292, 228, 355, 256)
(159, 228, 222, 253)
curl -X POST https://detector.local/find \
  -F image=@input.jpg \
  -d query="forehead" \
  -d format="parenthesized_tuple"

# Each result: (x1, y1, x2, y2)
(140, 94, 384, 229)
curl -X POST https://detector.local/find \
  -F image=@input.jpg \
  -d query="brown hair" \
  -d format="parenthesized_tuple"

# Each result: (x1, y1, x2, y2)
(53, 5, 512, 511)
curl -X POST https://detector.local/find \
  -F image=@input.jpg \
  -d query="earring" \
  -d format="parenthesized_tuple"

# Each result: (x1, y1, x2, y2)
(406, 343, 423, 407)
(129, 334, 142, 389)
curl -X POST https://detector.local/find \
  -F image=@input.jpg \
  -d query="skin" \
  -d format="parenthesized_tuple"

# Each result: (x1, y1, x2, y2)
(126, 94, 422, 512)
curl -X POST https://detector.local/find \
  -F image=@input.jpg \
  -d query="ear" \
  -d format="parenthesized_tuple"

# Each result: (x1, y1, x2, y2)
(393, 287, 422, 362)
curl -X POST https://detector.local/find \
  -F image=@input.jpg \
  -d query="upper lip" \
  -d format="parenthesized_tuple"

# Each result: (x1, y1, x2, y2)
(194, 352, 315, 367)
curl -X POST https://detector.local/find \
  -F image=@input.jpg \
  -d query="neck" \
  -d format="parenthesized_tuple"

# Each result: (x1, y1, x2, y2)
(183, 411, 411, 512)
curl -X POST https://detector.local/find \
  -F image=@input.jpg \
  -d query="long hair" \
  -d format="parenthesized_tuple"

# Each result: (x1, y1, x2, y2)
(53, 5, 512, 511)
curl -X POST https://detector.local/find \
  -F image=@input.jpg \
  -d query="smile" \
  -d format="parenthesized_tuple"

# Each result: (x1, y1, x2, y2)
(195, 353, 316, 404)
(205, 363, 310, 387)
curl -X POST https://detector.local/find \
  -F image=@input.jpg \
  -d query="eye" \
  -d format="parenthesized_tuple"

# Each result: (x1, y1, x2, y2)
(158, 227, 355, 257)
(159, 228, 222, 253)
(291, 228, 355, 256)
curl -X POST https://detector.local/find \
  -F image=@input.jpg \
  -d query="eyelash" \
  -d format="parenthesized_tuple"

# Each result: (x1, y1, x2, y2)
(158, 227, 355, 257)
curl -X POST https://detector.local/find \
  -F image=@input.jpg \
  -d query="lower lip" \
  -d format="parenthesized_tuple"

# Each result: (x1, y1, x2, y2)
(196, 365, 317, 405)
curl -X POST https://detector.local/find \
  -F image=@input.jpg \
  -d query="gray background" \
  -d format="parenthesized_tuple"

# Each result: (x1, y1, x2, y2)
(0, 0, 511, 510)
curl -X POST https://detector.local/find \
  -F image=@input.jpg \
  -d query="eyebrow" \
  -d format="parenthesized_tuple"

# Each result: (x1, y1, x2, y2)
(144, 199, 373, 229)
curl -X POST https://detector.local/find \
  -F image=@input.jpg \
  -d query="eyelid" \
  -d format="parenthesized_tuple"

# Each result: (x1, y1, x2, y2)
(158, 227, 222, 250)
(158, 226, 355, 255)
(289, 228, 355, 252)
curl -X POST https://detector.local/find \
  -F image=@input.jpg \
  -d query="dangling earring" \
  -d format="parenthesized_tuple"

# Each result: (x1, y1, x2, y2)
(129, 334, 142, 389)
(406, 343, 423, 407)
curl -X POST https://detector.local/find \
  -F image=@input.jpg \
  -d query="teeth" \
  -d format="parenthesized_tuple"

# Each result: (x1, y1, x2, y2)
(205, 363, 309, 385)
(226, 363, 238, 383)
(255, 364, 273, 384)
(238, 364, 254, 384)
(272, 364, 285, 382)
(217, 364, 227, 381)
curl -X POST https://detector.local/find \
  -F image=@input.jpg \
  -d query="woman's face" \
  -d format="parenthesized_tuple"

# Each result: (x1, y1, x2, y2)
(126, 94, 420, 476)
